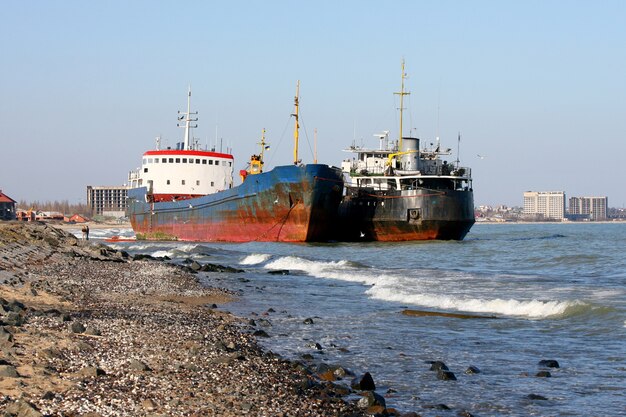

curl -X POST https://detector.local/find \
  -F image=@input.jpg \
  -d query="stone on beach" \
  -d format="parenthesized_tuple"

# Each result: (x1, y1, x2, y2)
(4, 399, 42, 417)
(538, 359, 560, 368)
(437, 370, 457, 381)
(267, 269, 290, 275)
(253, 329, 270, 338)
(0, 326, 14, 344)
(129, 358, 152, 371)
(351, 372, 376, 391)
(0, 363, 20, 377)
(69, 321, 86, 333)
(200, 262, 245, 273)
(429, 360, 449, 371)
(357, 390, 386, 409)
(465, 365, 481, 374)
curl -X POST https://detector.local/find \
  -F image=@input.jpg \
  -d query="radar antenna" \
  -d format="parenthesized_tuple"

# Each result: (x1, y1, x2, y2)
(374, 131, 390, 150)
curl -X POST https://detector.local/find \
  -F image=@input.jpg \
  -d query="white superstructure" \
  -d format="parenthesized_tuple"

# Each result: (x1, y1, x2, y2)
(128, 89, 234, 202)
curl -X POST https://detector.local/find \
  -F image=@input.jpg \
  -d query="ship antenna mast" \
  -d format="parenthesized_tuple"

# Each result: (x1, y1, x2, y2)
(292, 80, 300, 165)
(177, 86, 198, 150)
(258, 128, 269, 163)
(394, 59, 410, 151)
(456, 132, 461, 168)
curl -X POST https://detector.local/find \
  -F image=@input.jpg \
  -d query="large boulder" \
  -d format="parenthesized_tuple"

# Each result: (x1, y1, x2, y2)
(70, 321, 86, 334)
(0, 326, 15, 344)
(200, 263, 244, 273)
(437, 370, 457, 381)
(465, 365, 481, 374)
(357, 390, 386, 409)
(538, 359, 560, 368)
(0, 364, 20, 377)
(4, 399, 42, 417)
(1, 312, 24, 327)
(351, 372, 376, 391)
(429, 360, 449, 371)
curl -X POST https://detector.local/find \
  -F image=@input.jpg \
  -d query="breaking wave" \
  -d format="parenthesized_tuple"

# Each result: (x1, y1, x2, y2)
(261, 256, 593, 319)
(240, 254, 271, 265)
(150, 250, 174, 258)
(264, 256, 375, 284)
(123, 243, 157, 252)
(366, 285, 585, 318)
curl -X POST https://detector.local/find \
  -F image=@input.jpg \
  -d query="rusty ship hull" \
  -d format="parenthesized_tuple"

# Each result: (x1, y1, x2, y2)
(127, 164, 344, 242)
(336, 186, 475, 241)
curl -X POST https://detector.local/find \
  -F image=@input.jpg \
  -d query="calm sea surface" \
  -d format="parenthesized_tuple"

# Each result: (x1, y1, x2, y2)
(98, 223, 626, 416)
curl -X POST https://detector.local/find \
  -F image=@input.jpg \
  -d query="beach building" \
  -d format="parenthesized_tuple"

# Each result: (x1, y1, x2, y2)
(568, 196, 608, 221)
(0, 190, 17, 220)
(523, 191, 566, 220)
(87, 185, 130, 218)
(35, 211, 64, 221)
(66, 214, 90, 223)
(16, 209, 36, 222)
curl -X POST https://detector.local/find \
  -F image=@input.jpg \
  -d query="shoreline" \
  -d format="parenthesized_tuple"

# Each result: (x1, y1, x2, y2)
(0, 222, 370, 416)
(50, 221, 133, 231)
(475, 219, 626, 225)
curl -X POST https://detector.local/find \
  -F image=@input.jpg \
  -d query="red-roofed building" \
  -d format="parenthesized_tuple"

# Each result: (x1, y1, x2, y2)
(0, 190, 17, 220)
(66, 214, 89, 223)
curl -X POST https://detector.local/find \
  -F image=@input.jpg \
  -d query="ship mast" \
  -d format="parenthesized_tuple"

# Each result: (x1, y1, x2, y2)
(292, 81, 300, 165)
(178, 86, 198, 150)
(258, 128, 269, 163)
(394, 60, 410, 152)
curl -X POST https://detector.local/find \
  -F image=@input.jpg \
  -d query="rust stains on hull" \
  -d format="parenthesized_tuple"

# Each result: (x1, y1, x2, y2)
(128, 164, 344, 243)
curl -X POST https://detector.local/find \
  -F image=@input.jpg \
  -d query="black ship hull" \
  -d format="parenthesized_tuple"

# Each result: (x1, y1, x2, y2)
(336, 187, 475, 241)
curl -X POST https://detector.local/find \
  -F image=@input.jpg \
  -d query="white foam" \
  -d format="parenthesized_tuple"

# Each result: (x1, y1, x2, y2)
(264, 256, 377, 284)
(171, 244, 202, 254)
(126, 244, 156, 251)
(261, 256, 586, 320)
(240, 254, 271, 265)
(591, 289, 624, 299)
(366, 285, 581, 318)
(151, 250, 174, 258)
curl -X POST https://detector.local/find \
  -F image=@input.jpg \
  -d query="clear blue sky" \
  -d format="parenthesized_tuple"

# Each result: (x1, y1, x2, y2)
(1, 0, 625, 207)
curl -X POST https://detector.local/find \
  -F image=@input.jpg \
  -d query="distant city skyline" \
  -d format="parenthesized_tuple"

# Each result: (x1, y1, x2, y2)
(2, 1, 625, 207)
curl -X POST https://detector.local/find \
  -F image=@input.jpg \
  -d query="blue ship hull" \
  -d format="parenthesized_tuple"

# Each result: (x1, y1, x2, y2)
(128, 164, 344, 242)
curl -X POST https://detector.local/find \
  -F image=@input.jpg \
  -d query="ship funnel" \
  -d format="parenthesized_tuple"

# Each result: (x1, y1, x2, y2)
(401, 137, 419, 171)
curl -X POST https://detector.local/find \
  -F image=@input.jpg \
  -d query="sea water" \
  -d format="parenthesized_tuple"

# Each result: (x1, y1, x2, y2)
(101, 223, 626, 416)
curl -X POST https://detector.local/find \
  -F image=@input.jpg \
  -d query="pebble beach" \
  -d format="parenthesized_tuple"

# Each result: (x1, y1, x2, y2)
(0, 222, 371, 416)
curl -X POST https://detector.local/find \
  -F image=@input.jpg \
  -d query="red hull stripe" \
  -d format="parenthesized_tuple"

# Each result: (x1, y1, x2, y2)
(152, 194, 204, 202)
(143, 150, 234, 159)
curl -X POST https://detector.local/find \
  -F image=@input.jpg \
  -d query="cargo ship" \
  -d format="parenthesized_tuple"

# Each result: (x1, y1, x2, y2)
(126, 85, 344, 242)
(336, 61, 475, 241)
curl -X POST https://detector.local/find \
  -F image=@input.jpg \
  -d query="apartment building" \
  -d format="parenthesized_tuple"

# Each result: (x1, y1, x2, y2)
(87, 185, 131, 217)
(568, 196, 608, 221)
(523, 191, 566, 220)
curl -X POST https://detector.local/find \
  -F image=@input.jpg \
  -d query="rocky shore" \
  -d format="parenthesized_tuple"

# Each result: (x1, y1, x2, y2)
(0, 222, 372, 416)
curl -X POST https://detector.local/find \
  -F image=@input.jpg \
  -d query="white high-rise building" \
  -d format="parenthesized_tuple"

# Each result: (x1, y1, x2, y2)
(523, 191, 566, 220)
